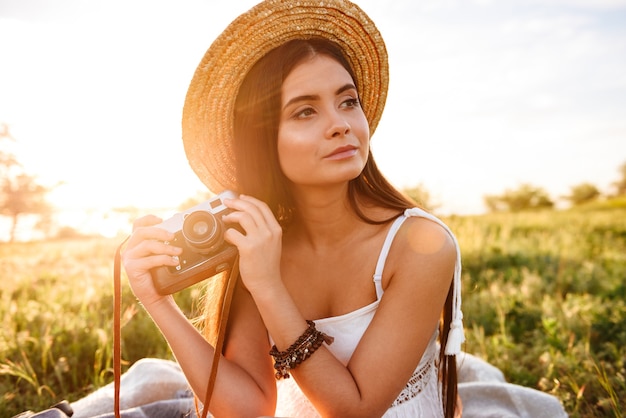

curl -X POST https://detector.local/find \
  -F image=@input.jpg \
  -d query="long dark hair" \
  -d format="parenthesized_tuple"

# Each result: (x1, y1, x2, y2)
(233, 38, 414, 225)
(225, 38, 458, 417)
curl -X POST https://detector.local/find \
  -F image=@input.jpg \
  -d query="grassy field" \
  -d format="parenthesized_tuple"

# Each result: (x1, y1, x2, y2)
(1, 206, 625, 417)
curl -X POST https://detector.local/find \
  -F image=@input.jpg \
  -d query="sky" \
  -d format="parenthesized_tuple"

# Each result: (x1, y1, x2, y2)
(1, 0, 626, 236)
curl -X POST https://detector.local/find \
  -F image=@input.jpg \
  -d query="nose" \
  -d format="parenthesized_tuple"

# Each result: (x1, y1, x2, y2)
(325, 111, 351, 139)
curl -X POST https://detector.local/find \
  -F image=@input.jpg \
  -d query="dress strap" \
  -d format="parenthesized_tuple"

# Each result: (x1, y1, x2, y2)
(372, 214, 409, 300)
(371, 207, 465, 356)
(403, 208, 465, 356)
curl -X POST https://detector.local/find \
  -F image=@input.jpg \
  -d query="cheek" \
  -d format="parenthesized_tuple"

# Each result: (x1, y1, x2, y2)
(354, 116, 371, 155)
(277, 133, 309, 177)
(356, 114, 371, 143)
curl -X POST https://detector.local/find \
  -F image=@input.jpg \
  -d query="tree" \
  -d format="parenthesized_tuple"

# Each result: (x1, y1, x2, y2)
(484, 194, 506, 213)
(564, 183, 601, 206)
(612, 161, 626, 196)
(1, 124, 52, 242)
(403, 183, 437, 212)
(484, 183, 554, 212)
(0, 123, 18, 176)
(1, 173, 51, 242)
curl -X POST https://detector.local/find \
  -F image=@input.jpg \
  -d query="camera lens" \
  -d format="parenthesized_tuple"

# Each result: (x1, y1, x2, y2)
(182, 210, 223, 252)
(192, 220, 210, 236)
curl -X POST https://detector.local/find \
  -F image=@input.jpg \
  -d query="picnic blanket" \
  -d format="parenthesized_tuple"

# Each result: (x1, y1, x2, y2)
(17, 353, 568, 418)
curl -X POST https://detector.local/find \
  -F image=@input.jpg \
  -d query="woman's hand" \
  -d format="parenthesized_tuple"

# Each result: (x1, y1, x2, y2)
(222, 195, 283, 295)
(121, 215, 182, 307)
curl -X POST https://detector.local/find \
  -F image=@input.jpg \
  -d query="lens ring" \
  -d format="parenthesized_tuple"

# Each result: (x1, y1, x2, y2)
(182, 210, 222, 251)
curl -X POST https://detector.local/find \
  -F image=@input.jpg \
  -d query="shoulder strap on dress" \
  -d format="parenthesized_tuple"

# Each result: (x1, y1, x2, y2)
(371, 208, 465, 356)
(403, 208, 465, 356)
(372, 214, 408, 299)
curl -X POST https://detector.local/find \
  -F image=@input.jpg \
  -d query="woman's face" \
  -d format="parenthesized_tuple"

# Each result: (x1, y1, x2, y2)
(277, 54, 370, 188)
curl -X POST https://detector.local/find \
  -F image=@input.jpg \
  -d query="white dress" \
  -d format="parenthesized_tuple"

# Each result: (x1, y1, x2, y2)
(274, 208, 463, 417)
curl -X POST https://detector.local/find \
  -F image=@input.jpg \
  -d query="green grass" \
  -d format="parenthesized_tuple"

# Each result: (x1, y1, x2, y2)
(446, 208, 626, 417)
(1, 207, 625, 417)
(0, 237, 202, 415)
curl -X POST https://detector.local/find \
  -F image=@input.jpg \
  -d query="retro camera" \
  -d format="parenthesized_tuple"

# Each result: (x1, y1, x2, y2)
(151, 190, 239, 295)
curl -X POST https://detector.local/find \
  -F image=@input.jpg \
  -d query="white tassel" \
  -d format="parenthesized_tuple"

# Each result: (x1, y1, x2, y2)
(444, 318, 465, 356)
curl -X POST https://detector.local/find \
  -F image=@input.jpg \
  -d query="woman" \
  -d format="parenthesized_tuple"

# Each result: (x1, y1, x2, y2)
(122, 1, 464, 417)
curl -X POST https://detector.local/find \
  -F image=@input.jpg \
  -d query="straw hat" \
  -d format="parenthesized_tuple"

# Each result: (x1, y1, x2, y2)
(182, 0, 389, 193)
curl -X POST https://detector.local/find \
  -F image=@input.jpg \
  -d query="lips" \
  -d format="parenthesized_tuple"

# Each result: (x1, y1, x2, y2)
(324, 145, 358, 159)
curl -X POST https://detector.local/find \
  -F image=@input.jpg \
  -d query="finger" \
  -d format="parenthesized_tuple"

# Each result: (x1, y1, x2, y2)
(223, 194, 277, 230)
(127, 225, 176, 249)
(124, 254, 181, 277)
(223, 196, 261, 228)
(126, 239, 182, 259)
(223, 226, 245, 247)
(236, 195, 283, 243)
(223, 210, 260, 236)
(123, 237, 181, 274)
(239, 194, 278, 226)
(123, 241, 182, 276)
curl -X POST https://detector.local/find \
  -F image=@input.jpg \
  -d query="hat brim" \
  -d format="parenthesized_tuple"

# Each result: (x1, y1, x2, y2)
(182, 0, 389, 193)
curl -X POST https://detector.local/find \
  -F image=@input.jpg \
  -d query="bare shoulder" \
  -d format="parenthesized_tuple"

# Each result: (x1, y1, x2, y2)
(387, 215, 457, 288)
(403, 215, 455, 253)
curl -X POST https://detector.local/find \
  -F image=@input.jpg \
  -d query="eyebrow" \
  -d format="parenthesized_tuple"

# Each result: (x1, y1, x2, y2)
(282, 83, 357, 111)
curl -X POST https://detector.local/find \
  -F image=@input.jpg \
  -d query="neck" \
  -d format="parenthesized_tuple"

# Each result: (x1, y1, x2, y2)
(287, 183, 362, 250)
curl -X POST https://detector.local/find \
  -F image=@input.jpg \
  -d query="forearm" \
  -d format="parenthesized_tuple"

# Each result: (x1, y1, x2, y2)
(252, 284, 382, 417)
(292, 349, 380, 418)
(141, 297, 273, 417)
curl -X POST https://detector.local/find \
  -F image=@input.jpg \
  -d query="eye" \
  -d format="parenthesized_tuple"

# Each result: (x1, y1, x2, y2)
(293, 107, 316, 119)
(341, 97, 361, 109)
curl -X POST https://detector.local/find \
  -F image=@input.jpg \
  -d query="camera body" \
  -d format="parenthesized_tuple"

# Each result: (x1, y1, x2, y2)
(151, 190, 239, 295)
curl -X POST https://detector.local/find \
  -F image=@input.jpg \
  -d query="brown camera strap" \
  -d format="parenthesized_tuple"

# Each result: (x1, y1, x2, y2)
(113, 237, 128, 418)
(198, 253, 239, 418)
(113, 239, 239, 418)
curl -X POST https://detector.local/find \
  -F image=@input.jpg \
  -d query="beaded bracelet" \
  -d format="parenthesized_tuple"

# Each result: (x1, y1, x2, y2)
(269, 320, 334, 380)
